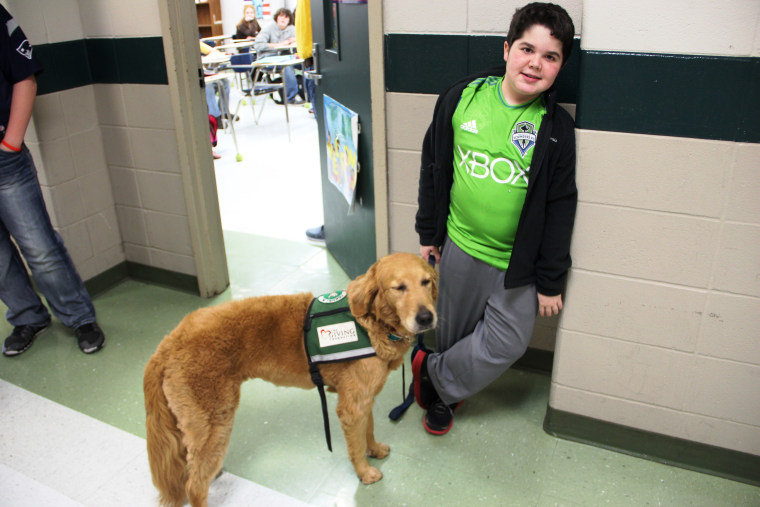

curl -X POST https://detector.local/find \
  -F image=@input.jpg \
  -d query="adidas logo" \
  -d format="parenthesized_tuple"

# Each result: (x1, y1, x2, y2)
(460, 120, 478, 134)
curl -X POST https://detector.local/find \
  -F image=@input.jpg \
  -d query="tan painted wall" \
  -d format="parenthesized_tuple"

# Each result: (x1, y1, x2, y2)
(552, 0, 760, 456)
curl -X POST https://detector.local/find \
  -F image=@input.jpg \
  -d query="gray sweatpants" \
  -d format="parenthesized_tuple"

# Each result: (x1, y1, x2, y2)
(427, 237, 537, 405)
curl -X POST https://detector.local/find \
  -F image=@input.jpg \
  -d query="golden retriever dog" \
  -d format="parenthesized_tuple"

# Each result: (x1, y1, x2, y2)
(144, 253, 437, 507)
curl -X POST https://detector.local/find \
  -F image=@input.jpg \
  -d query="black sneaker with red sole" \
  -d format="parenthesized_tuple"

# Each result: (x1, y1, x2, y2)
(423, 399, 463, 436)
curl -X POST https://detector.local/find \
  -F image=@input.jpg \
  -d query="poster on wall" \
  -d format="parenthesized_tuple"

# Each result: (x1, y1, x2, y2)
(323, 95, 360, 210)
(252, 0, 264, 19)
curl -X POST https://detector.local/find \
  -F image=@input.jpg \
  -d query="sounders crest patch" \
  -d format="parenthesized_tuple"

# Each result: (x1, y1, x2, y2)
(512, 121, 537, 158)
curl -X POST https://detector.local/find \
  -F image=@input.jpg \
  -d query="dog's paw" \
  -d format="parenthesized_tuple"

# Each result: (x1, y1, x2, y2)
(359, 466, 383, 484)
(366, 442, 390, 459)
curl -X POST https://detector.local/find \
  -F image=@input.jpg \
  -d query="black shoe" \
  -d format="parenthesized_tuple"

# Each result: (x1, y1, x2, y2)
(305, 225, 325, 242)
(2, 323, 50, 357)
(423, 399, 461, 436)
(411, 345, 437, 409)
(75, 322, 105, 354)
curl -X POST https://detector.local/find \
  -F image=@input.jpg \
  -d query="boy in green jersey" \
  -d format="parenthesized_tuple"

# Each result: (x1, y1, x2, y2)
(413, 3, 577, 435)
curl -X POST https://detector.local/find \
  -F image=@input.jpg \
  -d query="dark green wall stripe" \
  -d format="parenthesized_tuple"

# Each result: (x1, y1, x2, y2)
(125, 261, 199, 295)
(544, 406, 760, 487)
(34, 37, 168, 95)
(384, 34, 759, 143)
(85, 261, 200, 297)
(576, 51, 760, 143)
(515, 347, 554, 374)
(384, 34, 580, 104)
(84, 262, 129, 297)
(33, 40, 91, 94)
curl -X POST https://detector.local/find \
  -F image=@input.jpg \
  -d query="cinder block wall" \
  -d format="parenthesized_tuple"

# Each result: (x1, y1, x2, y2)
(550, 0, 760, 459)
(9, 0, 197, 285)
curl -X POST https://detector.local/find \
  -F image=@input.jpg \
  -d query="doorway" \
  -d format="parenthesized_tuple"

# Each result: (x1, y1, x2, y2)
(160, 0, 385, 296)
(212, 94, 323, 242)
(211, 92, 352, 297)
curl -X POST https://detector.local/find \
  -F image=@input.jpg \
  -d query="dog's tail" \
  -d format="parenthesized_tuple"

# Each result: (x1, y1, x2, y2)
(144, 352, 187, 507)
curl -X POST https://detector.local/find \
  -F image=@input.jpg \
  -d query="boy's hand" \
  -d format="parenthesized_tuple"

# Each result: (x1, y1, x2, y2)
(420, 245, 441, 264)
(538, 293, 563, 317)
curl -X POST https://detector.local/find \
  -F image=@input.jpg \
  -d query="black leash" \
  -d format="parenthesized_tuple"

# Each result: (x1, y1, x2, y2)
(303, 297, 333, 452)
(309, 361, 333, 452)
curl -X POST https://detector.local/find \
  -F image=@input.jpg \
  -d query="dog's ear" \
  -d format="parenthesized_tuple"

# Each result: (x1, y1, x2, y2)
(347, 265, 378, 317)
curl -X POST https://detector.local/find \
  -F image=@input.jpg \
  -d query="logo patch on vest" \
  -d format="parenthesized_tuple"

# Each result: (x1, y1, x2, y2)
(317, 321, 359, 348)
(511, 121, 537, 158)
(317, 290, 347, 304)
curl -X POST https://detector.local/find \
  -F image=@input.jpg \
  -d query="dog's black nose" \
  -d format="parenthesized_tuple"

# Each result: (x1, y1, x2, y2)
(416, 309, 434, 328)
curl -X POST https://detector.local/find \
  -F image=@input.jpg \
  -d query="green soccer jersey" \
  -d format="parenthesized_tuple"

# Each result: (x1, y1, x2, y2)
(447, 76, 546, 270)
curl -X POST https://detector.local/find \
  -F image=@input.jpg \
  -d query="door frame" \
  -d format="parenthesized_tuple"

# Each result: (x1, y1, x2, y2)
(156, 0, 229, 297)
(367, 1, 389, 258)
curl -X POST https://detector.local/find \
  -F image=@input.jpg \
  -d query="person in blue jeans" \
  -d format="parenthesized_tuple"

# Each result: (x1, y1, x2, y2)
(0, 5, 105, 356)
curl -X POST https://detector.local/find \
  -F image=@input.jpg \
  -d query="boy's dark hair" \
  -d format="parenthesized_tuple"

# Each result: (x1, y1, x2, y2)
(506, 3, 575, 64)
(273, 7, 293, 25)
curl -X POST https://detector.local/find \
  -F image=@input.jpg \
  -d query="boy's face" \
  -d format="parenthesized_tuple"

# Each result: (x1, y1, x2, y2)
(502, 24, 564, 105)
(276, 14, 290, 30)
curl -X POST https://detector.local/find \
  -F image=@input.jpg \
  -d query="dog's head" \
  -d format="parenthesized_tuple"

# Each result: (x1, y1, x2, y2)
(348, 252, 438, 338)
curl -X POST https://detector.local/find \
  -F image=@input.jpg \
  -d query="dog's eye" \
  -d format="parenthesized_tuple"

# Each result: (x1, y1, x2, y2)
(393, 284, 407, 292)
(421, 279, 431, 287)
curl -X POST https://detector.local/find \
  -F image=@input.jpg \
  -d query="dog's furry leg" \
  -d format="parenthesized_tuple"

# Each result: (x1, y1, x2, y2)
(184, 420, 234, 507)
(336, 390, 383, 484)
(364, 411, 390, 459)
(144, 357, 188, 507)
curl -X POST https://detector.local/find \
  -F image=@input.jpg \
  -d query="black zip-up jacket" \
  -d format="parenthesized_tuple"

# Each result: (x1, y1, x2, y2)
(415, 65, 577, 297)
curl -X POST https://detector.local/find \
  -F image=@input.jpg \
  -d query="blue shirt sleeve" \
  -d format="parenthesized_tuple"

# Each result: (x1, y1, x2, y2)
(0, 5, 43, 127)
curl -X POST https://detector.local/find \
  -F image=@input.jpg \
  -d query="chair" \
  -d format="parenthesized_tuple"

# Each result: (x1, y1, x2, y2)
(228, 52, 291, 141)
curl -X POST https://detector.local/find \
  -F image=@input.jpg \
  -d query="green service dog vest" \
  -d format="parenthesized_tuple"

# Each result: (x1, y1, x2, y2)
(303, 290, 376, 451)
(304, 290, 376, 364)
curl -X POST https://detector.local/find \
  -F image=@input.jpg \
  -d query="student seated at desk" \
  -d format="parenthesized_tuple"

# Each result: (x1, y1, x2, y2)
(235, 5, 261, 44)
(254, 8, 301, 104)
(200, 41, 235, 125)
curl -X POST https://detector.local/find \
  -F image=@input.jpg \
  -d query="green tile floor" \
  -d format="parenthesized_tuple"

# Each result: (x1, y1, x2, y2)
(1, 231, 758, 506)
